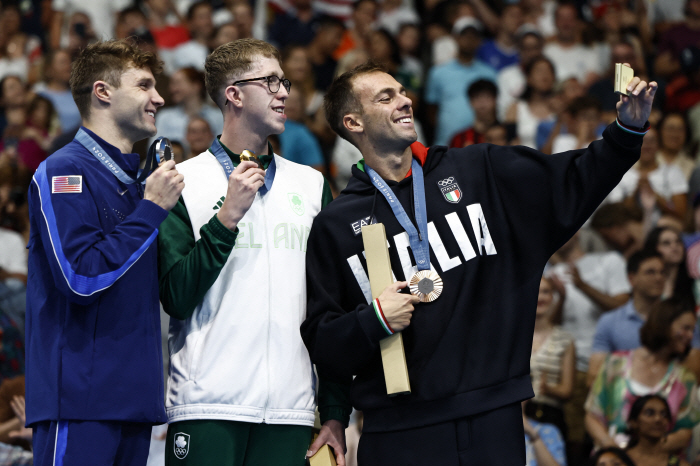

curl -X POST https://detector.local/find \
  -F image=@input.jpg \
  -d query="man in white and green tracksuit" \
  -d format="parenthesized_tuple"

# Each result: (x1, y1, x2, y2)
(158, 39, 350, 466)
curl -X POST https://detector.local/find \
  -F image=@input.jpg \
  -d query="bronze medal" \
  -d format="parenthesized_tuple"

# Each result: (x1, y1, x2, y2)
(240, 149, 263, 169)
(409, 270, 443, 302)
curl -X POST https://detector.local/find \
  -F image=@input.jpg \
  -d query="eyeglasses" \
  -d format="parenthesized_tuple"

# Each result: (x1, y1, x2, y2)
(231, 75, 292, 94)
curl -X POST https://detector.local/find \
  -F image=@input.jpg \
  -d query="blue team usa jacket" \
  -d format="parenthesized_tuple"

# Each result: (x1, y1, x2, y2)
(25, 128, 168, 425)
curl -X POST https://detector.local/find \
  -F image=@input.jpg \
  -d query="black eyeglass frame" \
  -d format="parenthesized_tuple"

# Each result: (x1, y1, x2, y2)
(231, 75, 292, 94)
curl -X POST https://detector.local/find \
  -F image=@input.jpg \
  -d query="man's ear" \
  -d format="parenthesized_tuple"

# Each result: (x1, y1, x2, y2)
(343, 113, 363, 134)
(224, 85, 243, 109)
(93, 81, 111, 105)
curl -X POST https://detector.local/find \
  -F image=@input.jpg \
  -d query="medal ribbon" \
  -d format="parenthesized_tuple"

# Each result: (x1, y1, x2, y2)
(210, 137, 276, 193)
(75, 128, 147, 184)
(365, 159, 430, 271)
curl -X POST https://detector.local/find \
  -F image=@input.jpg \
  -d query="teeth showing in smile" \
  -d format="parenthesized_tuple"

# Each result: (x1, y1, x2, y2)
(273, 108, 285, 114)
(146, 111, 155, 118)
(397, 117, 411, 124)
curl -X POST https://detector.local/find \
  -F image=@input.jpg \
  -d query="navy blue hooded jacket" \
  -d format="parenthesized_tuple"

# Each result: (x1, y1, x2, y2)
(301, 122, 644, 433)
(25, 128, 168, 425)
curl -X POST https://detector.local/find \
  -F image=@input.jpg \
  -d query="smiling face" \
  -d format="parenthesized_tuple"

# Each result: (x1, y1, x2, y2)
(669, 312, 696, 355)
(349, 71, 416, 150)
(233, 55, 288, 137)
(109, 66, 164, 142)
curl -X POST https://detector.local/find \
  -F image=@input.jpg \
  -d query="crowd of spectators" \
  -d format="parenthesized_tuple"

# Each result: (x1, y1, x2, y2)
(5, 0, 700, 464)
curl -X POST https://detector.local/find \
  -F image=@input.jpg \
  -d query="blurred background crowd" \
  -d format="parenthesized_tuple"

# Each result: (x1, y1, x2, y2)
(4, 0, 700, 465)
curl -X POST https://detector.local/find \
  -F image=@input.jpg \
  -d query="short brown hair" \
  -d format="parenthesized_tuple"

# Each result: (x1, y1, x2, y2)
(70, 39, 163, 119)
(323, 60, 386, 142)
(205, 38, 281, 110)
(640, 299, 695, 356)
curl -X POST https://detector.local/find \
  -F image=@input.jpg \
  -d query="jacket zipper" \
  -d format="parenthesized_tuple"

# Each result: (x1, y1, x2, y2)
(261, 191, 272, 421)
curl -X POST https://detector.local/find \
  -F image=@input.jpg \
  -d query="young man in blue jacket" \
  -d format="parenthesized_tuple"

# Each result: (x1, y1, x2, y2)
(25, 40, 184, 465)
(301, 62, 657, 465)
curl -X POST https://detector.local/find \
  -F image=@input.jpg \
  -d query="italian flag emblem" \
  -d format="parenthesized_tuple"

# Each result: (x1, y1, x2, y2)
(438, 177, 462, 203)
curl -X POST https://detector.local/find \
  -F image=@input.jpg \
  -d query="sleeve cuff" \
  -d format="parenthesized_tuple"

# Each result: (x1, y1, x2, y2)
(137, 199, 170, 229)
(319, 406, 351, 428)
(604, 119, 647, 152)
(358, 300, 394, 344)
(206, 213, 239, 245)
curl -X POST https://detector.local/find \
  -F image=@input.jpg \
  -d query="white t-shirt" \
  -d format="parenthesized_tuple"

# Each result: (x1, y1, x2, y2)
(543, 42, 603, 83)
(52, 0, 132, 43)
(0, 228, 27, 275)
(550, 252, 631, 372)
(608, 163, 688, 203)
(551, 134, 602, 153)
(497, 64, 525, 122)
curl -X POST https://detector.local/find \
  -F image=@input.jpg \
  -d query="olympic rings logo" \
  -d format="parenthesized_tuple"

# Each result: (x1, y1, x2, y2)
(437, 177, 455, 186)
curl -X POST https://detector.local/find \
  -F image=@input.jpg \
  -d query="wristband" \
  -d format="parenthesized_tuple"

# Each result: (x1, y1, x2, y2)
(373, 298, 394, 335)
(616, 118, 650, 136)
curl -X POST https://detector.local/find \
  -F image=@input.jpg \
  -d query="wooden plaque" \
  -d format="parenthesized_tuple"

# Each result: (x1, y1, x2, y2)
(361, 223, 411, 396)
(308, 445, 337, 466)
(614, 63, 634, 95)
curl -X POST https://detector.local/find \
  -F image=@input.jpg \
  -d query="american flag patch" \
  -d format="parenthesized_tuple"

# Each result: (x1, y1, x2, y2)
(52, 176, 82, 193)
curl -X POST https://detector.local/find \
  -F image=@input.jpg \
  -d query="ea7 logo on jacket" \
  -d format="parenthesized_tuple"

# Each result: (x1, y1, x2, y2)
(347, 203, 496, 304)
(350, 216, 376, 236)
(438, 177, 461, 203)
(174, 433, 190, 459)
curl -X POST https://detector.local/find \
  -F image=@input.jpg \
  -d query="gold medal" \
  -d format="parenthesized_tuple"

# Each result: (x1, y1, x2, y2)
(240, 149, 263, 169)
(409, 270, 443, 302)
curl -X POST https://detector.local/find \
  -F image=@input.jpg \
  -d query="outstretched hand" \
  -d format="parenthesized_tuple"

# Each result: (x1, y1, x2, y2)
(616, 64, 658, 128)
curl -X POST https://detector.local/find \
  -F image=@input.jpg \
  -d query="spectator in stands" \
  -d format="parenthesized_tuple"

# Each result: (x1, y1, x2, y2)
(476, 4, 523, 72)
(588, 446, 635, 466)
(162, 1, 214, 73)
(375, 0, 418, 36)
(484, 123, 509, 145)
(654, 0, 700, 79)
(645, 227, 694, 302)
(268, 0, 321, 49)
(277, 88, 324, 169)
(543, 2, 602, 86)
(521, 0, 556, 38)
(333, 0, 376, 60)
(588, 39, 645, 123)
(497, 26, 544, 121)
(449, 79, 498, 148)
(65, 12, 97, 59)
(550, 96, 603, 153)
(528, 277, 575, 439)
(548, 230, 631, 461)
(115, 6, 148, 40)
(185, 116, 213, 160)
(665, 46, 700, 113)
(0, 5, 41, 83)
(585, 299, 698, 451)
(608, 127, 688, 225)
(625, 395, 691, 466)
(367, 28, 420, 99)
(396, 23, 423, 88)
(657, 112, 694, 180)
(591, 203, 647, 260)
(49, 0, 130, 48)
(154, 67, 222, 150)
(306, 16, 345, 91)
(281, 45, 335, 150)
(33, 49, 80, 133)
(211, 22, 239, 50)
(230, 3, 256, 40)
(7, 95, 58, 173)
(588, 249, 666, 384)
(143, 0, 189, 50)
(504, 55, 556, 149)
(425, 16, 496, 145)
(522, 402, 567, 466)
(0, 376, 26, 448)
(0, 76, 26, 138)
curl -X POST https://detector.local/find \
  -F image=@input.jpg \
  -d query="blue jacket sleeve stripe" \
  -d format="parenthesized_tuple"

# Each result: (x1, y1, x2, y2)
(33, 164, 158, 297)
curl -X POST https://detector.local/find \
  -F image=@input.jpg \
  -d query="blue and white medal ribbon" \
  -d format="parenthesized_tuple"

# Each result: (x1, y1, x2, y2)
(75, 128, 142, 185)
(210, 138, 276, 193)
(365, 159, 443, 302)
